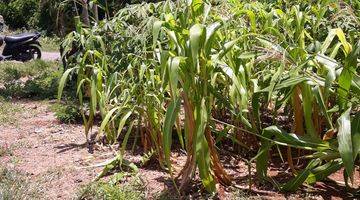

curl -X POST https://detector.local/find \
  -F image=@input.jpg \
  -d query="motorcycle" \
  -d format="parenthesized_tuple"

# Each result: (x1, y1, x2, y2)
(0, 32, 42, 62)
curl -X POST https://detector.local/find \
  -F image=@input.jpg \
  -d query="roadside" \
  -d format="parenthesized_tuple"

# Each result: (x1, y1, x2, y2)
(0, 100, 103, 199)
(42, 52, 60, 61)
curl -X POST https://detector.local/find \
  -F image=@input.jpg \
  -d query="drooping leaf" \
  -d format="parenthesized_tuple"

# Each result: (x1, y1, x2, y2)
(58, 67, 78, 99)
(351, 113, 360, 160)
(153, 21, 164, 47)
(306, 160, 342, 185)
(163, 97, 181, 170)
(282, 159, 321, 192)
(189, 24, 205, 71)
(195, 99, 216, 193)
(337, 108, 354, 182)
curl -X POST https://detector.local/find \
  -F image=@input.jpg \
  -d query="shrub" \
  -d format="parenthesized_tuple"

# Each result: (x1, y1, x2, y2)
(0, 0, 40, 29)
(0, 60, 61, 99)
(50, 102, 82, 124)
(77, 174, 145, 200)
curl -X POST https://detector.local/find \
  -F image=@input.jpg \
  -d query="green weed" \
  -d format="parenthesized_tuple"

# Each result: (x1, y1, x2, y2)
(40, 36, 61, 52)
(0, 98, 21, 125)
(77, 178, 145, 200)
(50, 102, 82, 124)
(0, 60, 62, 99)
(0, 167, 41, 200)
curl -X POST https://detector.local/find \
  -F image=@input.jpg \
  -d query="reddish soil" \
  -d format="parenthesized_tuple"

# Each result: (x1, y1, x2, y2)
(0, 100, 104, 199)
(0, 100, 359, 199)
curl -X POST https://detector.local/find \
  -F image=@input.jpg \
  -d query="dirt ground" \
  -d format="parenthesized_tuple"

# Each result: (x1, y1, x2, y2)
(0, 100, 359, 200)
(0, 100, 173, 199)
(42, 52, 60, 61)
(0, 100, 102, 199)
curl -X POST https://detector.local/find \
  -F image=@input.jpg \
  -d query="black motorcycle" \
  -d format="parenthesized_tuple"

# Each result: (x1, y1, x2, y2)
(0, 32, 42, 61)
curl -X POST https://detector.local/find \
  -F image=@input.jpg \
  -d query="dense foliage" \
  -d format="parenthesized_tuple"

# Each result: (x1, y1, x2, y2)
(0, 0, 39, 29)
(0, 0, 164, 35)
(0, 0, 64, 33)
(59, 0, 360, 195)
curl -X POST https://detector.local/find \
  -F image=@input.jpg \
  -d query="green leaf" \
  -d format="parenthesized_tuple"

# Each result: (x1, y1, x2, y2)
(120, 121, 135, 165)
(117, 110, 133, 138)
(256, 126, 328, 180)
(190, 24, 205, 71)
(58, 67, 78, 100)
(90, 77, 97, 115)
(163, 97, 181, 170)
(195, 99, 216, 193)
(306, 160, 342, 185)
(337, 108, 354, 182)
(352, 113, 360, 160)
(312, 86, 333, 129)
(338, 42, 360, 109)
(218, 39, 238, 59)
(321, 28, 351, 55)
(282, 159, 321, 192)
(301, 83, 317, 138)
(99, 107, 120, 135)
(204, 22, 221, 57)
(153, 21, 164, 47)
(168, 57, 182, 98)
(190, 0, 204, 18)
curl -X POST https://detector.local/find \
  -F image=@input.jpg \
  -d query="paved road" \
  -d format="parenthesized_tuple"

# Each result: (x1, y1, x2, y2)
(42, 52, 61, 61)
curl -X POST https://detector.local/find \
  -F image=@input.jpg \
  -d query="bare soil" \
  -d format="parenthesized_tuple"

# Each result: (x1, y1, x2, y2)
(42, 52, 60, 61)
(0, 100, 104, 199)
(0, 100, 359, 199)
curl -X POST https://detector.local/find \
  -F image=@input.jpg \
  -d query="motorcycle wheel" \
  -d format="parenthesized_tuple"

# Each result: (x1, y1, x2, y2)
(16, 45, 42, 62)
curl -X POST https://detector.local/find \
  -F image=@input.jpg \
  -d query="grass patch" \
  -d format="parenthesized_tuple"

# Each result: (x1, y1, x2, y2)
(49, 101, 82, 124)
(0, 98, 21, 125)
(40, 36, 61, 52)
(77, 174, 145, 200)
(0, 60, 62, 99)
(0, 167, 41, 200)
(0, 60, 59, 83)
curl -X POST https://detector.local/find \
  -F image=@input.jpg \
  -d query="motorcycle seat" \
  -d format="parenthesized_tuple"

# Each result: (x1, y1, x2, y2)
(4, 33, 38, 43)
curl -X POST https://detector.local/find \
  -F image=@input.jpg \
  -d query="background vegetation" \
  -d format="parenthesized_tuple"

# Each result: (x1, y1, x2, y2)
(0, 0, 164, 35)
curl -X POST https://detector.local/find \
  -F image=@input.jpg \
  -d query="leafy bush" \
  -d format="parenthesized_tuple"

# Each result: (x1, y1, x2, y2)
(0, 60, 61, 99)
(50, 102, 82, 124)
(77, 175, 145, 200)
(0, 0, 40, 29)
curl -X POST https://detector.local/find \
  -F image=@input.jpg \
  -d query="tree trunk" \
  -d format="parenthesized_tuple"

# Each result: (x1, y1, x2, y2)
(81, 0, 90, 26)
(92, 4, 99, 22)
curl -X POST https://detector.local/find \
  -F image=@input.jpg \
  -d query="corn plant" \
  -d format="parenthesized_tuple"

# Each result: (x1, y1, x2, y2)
(153, 0, 237, 192)
(232, 0, 360, 191)
(58, 0, 360, 195)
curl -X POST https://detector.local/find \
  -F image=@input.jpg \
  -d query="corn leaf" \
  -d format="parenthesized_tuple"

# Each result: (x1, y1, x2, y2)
(337, 108, 354, 182)
(352, 113, 360, 160)
(282, 159, 321, 192)
(58, 67, 78, 99)
(163, 97, 181, 170)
